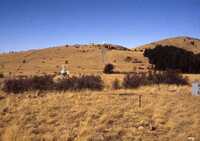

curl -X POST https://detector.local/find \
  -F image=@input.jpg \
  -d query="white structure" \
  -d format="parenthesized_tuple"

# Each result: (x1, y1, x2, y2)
(192, 81, 200, 96)
(60, 65, 70, 77)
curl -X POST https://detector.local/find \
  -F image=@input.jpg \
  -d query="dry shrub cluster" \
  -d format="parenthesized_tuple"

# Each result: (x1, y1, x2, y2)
(103, 64, 114, 74)
(0, 72, 4, 78)
(2, 75, 54, 94)
(122, 70, 188, 89)
(124, 56, 132, 62)
(55, 75, 104, 91)
(112, 79, 121, 89)
(2, 75, 104, 94)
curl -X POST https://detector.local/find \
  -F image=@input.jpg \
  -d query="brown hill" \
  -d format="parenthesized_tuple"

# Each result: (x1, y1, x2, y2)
(133, 36, 200, 53)
(1, 36, 200, 77)
(0, 44, 148, 76)
(1, 38, 200, 141)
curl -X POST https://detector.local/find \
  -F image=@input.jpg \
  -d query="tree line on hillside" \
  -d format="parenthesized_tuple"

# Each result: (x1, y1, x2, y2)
(144, 45, 200, 73)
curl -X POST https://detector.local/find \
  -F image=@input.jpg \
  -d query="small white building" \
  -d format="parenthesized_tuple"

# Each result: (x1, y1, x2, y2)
(60, 65, 70, 77)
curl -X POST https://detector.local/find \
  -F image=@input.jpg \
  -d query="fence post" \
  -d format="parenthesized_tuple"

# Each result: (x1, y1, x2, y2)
(139, 95, 142, 108)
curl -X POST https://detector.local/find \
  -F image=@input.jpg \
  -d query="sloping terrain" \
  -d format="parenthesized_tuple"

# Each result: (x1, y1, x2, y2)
(134, 36, 200, 53)
(1, 36, 200, 77)
(1, 37, 200, 141)
(0, 44, 148, 76)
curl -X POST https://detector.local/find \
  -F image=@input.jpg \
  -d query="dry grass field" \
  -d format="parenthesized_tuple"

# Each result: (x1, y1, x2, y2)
(0, 44, 148, 76)
(134, 36, 200, 54)
(1, 37, 200, 141)
(0, 84, 200, 141)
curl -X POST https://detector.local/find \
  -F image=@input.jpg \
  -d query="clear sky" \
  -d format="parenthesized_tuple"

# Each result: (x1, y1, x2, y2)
(0, 0, 200, 52)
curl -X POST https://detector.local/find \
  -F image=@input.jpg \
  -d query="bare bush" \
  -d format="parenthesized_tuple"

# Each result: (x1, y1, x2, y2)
(112, 79, 121, 89)
(0, 72, 4, 78)
(123, 70, 188, 89)
(124, 56, 132, 62)
(65, 60, 69, 64)
(123, 73, 145, 88)
(55, 75, 104, 91)
(2, 75, 104, 94)
(2, 75, 54, 94)
(3, 78, 30, 94)
(22, 59, 26, 63)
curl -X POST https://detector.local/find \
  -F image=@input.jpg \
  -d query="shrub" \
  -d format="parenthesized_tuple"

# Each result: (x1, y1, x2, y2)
(22, 59, 26, 63)
(132, 59, 142, 63)
(124, 56, 132, 62)
(144, 45, 200, 73)
(157, 70, 188, 85)
(123, 73, 145, 88)
(65, 60, 69, 64)
(55, 75, 104, 91)
(112, 79, 121, 89)
(0, 72, 4, 78)
(103, 64, 114, 74)
(77, 75, 104, 90)
(2, 78, 30, 94)
(55, 77, 75, 91)
(30, 75, 54, 91)
(2, 74, 104, 94)
(122, 70, 188, 89)
(2, 75, 54, 94)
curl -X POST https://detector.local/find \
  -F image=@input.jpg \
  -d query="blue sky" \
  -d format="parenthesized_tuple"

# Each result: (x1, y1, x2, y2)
(0, 0, 200, 52)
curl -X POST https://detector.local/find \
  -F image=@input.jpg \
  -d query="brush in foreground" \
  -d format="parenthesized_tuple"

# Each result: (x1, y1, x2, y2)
(123, 70, 188, 88)
(2, 75, 104, 94)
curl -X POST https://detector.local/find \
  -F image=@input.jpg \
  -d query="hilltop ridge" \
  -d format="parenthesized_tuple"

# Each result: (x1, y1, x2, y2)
(133, 36, 200, 53)
(1, 36, 200, 76)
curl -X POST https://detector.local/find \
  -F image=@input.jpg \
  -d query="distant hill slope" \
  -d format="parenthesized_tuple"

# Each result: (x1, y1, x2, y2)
(0, 44, 148, 76)
(1, 36, 200, 76)
(133, 36, 200, 53)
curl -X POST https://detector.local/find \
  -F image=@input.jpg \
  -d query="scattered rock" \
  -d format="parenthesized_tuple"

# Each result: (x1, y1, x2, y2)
(2, 107, 9, 113)
(0, 96, 5, 100)
(150, 125, 156, 131)
(188, 137, 195, 141)
(138, 126, 145, 131)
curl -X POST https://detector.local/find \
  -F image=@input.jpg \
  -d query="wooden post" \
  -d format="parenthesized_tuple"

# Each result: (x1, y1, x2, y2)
(139, 95, 142, 108)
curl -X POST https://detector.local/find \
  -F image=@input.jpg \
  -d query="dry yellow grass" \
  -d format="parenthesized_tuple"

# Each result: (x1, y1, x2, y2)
(1, 38, 200, 141)
(0, 85, 200, 141)
(0, 45, 148, 76)
(134, 36, 200, 54)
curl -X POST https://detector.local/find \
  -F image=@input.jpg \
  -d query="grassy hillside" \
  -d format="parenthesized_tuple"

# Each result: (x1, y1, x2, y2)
(1, 36, 200, 77)
(134, 36, 200, 54)
(0, 44, 148, 76)
(1, 37, 200, 141)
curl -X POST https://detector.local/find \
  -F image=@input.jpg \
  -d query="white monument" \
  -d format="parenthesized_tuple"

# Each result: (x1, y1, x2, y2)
(60, 65, 70, 77)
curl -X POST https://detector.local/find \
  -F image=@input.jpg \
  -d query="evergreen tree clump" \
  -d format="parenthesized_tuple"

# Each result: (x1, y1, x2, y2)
(144, 45, 200, 73)
(103, 64, 114, 74)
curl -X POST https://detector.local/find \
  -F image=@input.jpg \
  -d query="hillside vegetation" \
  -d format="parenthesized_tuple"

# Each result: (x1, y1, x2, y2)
(0, 44, 147, 76)
(134, 36, 200, 53)
(0, 85, 200, 141)
(144, 45, 200, 73)
(1, 36, 200, 141)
